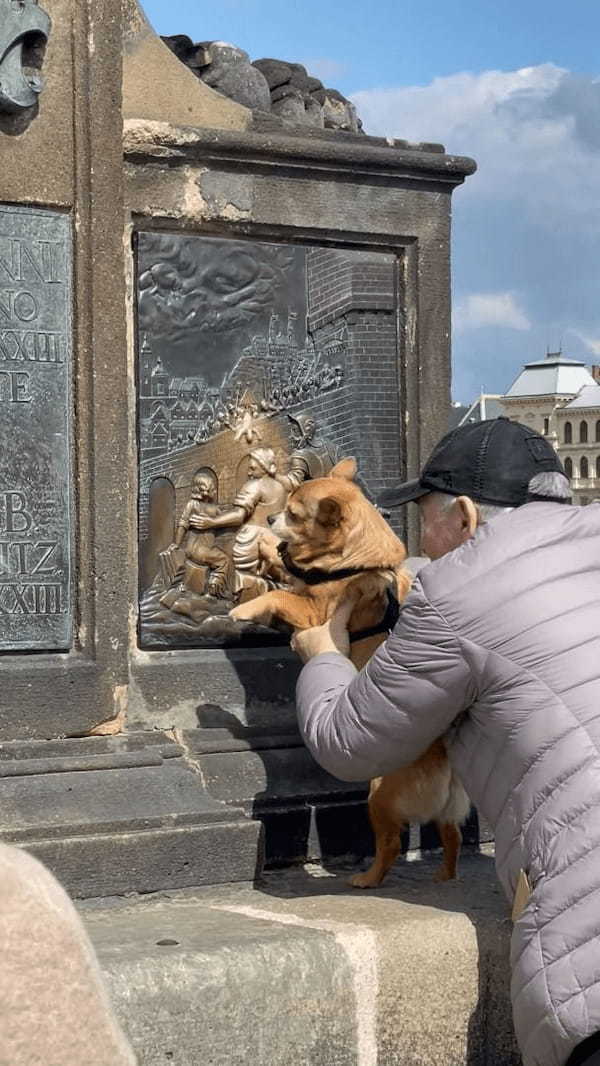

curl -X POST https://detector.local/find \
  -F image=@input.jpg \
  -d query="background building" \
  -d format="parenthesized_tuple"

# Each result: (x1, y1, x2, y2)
(554, 383, 600, 505)
(501, 351, 600, 504)
(456, 352, 600, 504)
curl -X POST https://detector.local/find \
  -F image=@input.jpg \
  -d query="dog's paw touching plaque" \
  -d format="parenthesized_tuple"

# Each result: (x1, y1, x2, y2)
(229, 604, 252, 622)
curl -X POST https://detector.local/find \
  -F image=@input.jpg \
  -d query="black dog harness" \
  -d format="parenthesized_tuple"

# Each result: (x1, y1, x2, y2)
(348, 587, 400, 643)
(277, 541, 400, 643)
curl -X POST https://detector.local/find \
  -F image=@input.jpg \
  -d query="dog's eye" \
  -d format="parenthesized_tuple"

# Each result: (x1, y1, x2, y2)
(287, 509, 300, 523)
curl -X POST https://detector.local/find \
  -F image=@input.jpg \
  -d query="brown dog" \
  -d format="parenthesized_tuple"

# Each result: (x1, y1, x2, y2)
(230, 458, 469, 887)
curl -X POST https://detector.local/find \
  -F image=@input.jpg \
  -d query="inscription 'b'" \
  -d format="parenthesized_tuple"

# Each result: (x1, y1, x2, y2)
(0, 491, 33, 534)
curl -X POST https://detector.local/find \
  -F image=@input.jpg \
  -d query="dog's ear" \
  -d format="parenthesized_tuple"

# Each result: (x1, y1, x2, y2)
(329, 458, 357, 481)
(316, 497, 342, 528)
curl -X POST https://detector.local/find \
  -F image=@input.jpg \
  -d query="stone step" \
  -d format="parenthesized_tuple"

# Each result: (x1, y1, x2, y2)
(81, 848, 521, 1066)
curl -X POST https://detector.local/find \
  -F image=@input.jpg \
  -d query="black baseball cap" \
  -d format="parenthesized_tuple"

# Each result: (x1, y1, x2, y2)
(378, 417, 567, 508)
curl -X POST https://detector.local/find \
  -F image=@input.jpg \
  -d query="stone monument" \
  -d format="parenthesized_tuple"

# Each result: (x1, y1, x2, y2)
(0, 0, 477, 896)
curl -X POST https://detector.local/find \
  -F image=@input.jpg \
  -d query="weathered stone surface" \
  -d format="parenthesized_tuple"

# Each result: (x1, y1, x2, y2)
(305, 75, 324, 94)
(0, 0, 74, 198)
(164, 35, 365, 135)
(186, 41, 272, 113)
(305, 96, 325, 127)
(270, 81, 302, 103)
(160, 34, 194, 64)
(0, 734, 262, 896)
(88, 891, 357, 1066)
(267, 81, 326, 127)
(123, 3, 251, 130)
(84, 852, 520, 1066)
(271, 89, 309, 124)
(310, 86, 327, 105)
(323, 89, 362, 133)
(252, 57, 294, 91)
(0, 0, 134, 738)
(0, 205, 73, 651)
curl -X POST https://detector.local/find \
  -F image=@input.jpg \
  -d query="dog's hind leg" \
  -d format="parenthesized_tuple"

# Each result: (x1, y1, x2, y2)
(350, 793, 404, 889)
(433, 821, 462, 882)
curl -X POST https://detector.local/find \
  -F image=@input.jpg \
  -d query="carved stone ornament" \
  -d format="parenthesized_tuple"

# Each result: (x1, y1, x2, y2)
(0, 0, 51, 114)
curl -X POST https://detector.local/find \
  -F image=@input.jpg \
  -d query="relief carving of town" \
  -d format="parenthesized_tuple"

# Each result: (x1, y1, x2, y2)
(137, 232, 400, 648)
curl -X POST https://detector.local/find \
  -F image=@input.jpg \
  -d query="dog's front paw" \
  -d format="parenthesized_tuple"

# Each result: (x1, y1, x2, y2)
(229, 603, 257, 623)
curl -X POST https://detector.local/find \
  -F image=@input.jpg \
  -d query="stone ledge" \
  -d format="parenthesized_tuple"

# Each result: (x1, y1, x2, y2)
(123, 118, 477, 186)
(82, 850, 521, 1066)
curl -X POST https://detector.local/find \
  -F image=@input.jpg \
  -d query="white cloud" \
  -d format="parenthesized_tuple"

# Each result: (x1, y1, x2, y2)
(350, 65, 600, 399)
(454, 292, 531, 333)
(351, 65, 600, 228)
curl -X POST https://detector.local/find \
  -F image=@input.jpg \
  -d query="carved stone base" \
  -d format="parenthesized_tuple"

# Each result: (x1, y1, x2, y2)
(0, 729, 377, 897)
(0, 734, 262, 898)
(0, 726, 484, 897)
(180, 727, 374, 868)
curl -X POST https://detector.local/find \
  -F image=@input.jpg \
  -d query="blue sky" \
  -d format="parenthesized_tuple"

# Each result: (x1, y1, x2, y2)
(142, 1, 600, 401)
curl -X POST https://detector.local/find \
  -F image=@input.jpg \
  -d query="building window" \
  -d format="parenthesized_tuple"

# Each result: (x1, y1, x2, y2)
(596, 456, 600, 479)
(564, 456, 573, 479)
(564, 421, 572, 444)
(596, 420, 600, 442)
(580, 421, 588, 443)
(580, 456, 589, 479)
(543, 417, 549, 435)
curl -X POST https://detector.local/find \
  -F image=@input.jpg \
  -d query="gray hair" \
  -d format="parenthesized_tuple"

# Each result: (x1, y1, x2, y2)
(431, 471, 572, 525)
(527, 471, 572, 503)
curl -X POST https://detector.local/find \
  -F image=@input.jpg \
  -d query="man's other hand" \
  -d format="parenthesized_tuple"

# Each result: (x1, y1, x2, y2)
(290, 593, 359, 663)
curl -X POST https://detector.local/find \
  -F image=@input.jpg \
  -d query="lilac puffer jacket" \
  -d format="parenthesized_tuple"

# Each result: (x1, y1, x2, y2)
(296, 501, 600, 1066)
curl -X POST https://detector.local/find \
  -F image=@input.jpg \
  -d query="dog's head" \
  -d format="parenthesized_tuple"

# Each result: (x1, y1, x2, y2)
(272, 458, 406, 570)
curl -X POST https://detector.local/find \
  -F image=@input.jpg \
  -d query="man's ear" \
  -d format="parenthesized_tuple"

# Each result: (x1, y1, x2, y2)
(454, 496, 479, 538)
(316, 497, 342, 528)
(329, 458, 357, 481)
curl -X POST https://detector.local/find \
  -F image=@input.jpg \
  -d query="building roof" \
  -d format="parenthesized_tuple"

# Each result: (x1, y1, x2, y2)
(448, 404, 470, 430)
(458, 394, 505, 426)
(563, 383, 600, 410)
(504, 352, 596, 398)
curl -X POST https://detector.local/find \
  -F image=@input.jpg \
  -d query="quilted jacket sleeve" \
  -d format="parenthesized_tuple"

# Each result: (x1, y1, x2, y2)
(296, 581, 477, 782)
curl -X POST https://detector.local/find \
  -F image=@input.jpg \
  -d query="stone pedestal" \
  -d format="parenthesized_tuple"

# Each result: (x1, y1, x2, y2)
(0, 0, 476, 896)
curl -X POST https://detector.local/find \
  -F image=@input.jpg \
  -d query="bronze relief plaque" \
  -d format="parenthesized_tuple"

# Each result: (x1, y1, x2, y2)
(137, 232, 401, 649)
(0, 206, 72, 651)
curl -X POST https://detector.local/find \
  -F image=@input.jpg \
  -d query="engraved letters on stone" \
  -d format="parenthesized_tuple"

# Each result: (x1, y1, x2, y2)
(0, 206, 72, 651)
(0, 0, 51, 114)
(136, 232, 400, 650)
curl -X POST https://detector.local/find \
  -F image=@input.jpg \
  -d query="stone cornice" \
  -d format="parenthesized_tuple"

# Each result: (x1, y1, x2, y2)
(123, 118, 477, 187)
(556, 407, 600, 416)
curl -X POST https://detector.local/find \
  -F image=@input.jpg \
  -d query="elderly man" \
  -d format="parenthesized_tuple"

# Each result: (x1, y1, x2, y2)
(293, 418, 600, 1066)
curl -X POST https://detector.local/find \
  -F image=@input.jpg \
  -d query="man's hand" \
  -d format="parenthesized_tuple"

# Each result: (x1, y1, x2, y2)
(291, 592, 359, 664)
(189, 514, 214, 530)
